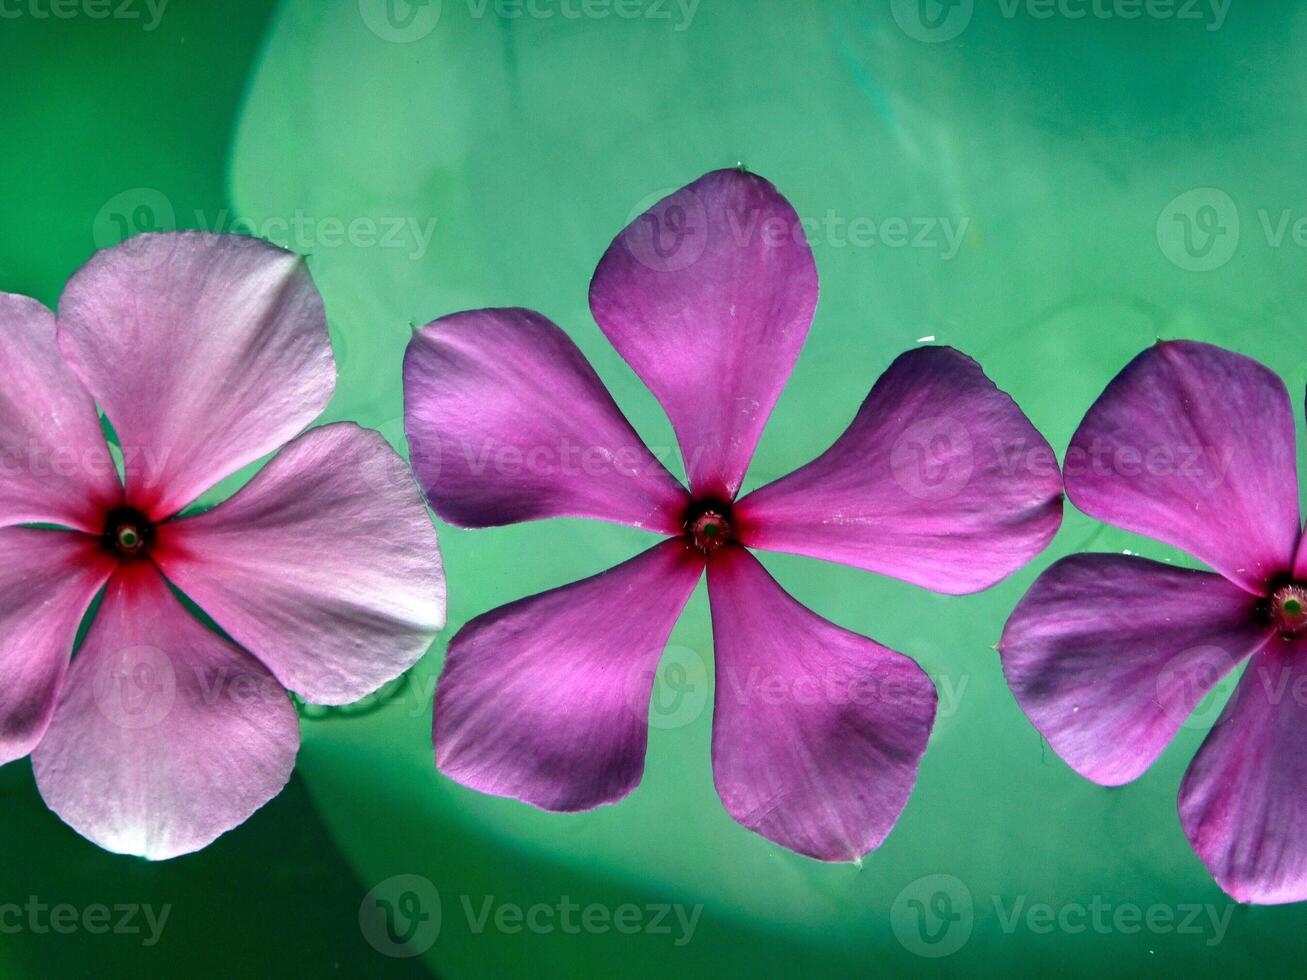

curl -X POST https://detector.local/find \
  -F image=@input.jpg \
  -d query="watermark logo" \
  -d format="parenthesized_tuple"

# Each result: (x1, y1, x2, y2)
(622, 187, 710, 273)
(93, 189, 439, 265)
(627, 645, 710, 730)
(891, 874, 974, 958)
(1157, 187, 1239, 271)
(358, 0, 442, 42)
(359, 877, 701, 954)
(892, 0, 973, 42)
(92, 645, 177, 730)
(891, 416, 975, 501)
(360, 874, 443, 958)
(1156, 645, 1240, 731)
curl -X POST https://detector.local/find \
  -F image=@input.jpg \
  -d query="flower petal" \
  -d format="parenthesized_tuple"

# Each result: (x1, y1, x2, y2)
(0, 293, 121, 531)
(1065, 341, 1299, 594)
(589, 169, 818, 500)
(1179, 635, 1307, 904)
(152, 424, 446, 706)
(434, 539, 703, 811)
(735, 347, 1063, 594)
(706, 546, 937, 861)
(31, 562, 299, 860)
(1000, 553, 1271, 786)
(56, 232, 335, 521)
(404, 308, 689, 533)
(0, 528, 115, 766)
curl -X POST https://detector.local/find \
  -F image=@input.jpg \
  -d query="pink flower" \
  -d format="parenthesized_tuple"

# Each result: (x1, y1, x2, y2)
(404, 169, 1062, 860)
(0, 232, 446, 859)
(1001, 340, 1307, 903)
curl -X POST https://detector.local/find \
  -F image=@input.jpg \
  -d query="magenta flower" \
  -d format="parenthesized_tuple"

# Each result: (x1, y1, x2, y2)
(0, 232, 446, 859)
(404, 169, 1062, 860)
(1001, 339, 1307, 903)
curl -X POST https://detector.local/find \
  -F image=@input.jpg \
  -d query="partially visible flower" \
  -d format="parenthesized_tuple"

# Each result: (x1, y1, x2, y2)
(405, 169, 1062, 861)
(1001, 340, 1307, 904)
(0, 232, 446, 859)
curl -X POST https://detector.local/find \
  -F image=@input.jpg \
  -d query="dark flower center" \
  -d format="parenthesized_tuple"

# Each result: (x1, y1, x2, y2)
(1269, 582, 1307, 636)
(102, 507, 154, 561)
(684, 499, 733, 555)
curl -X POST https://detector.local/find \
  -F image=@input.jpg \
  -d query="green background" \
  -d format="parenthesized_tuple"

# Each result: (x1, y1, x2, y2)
(3, 0, 1307, 975)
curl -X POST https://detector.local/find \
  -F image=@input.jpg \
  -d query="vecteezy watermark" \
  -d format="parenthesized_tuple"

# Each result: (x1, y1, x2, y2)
(357, 0, 698, 42)
(1155, 645, 1241, 731)
(93, 189, 439, 262)
(92, 647, 289, 732)
(890, 420, 1059, 502)
(891, 874, 975, 958)
(0, 438, 170, 489)
(892, 874, 1234, 957)
(1159, 189, 1307, 271)
(0, 898, 171, 947)
(1156, 653, 1307, 731)
(893, 0, 1228, 43)
(359, 875, 443, 958)
(359, 875, 702, 958)
(625, 645, 712, 731)
(1156, 188, 1240, 271)
(0, 0, 168, 30)
(621, 189, 971, 273)
(625, 649, 969, 731)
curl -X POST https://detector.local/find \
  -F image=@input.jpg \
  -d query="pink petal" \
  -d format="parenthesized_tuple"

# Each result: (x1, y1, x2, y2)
(0, 293, 121, 531)
(404, 308, 689, 533)
(0, 529, 115, 766)
(999, 553, 1271, 786)
(434, 539, 703, 811)
(589, 169, 818, 500)
(735, 347, 1063, 594)
(706, 546, 937, 861)
(31, 562, 300, 860)
(1065, 341, 1299, 594)
(56, 233, 335, 521)
(152, 424, 446, 706)
(1179, 635, 1307, 904)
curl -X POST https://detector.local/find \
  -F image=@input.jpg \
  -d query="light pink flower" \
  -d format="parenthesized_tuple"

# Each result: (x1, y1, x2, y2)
(404, 169, 1062, 860)
(0, 232, 445, 859)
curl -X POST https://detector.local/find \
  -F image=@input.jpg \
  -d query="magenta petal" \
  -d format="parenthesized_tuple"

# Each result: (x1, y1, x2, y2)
(56, 233, 335, 521)
(1066, 341, 1299, 593)
(0, 529, 115, 766)
(1179, 636, 1307, 904)
(736, 347, 1063, 594)
(589, 169, 818, 500)
(706, 547, 937, 861)
(404, 308, 689, 533)
(1000, 553, 1271, 786)
(153, 424, 446, 706)
(31, 563, 299, 860)
(434, 539, 703, 811)
(0, 293, 121, 530)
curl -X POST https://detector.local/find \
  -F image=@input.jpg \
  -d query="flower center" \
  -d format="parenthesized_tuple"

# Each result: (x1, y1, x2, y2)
(684, 500, 733, 555)
(1270, 583, 1307, 636)
(103, 507, 154, 560)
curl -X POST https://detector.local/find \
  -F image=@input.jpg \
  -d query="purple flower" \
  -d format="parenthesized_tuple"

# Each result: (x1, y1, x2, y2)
(0, 232, 446, 859)
(406, 169, 1062, 861)
(1001, 339, 1307, 903)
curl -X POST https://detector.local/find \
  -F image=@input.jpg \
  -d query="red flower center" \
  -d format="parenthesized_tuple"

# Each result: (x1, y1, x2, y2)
(1270, 583, 1307, 636)
(684, 500, 733, 555)
(102, 507, 154, 561)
